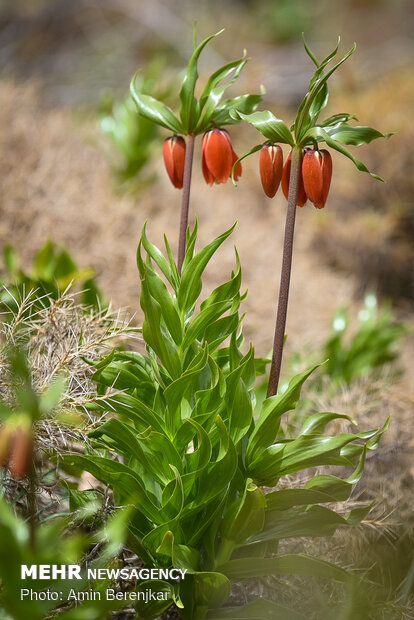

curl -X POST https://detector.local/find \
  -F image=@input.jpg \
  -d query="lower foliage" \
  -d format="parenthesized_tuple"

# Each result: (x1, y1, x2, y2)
(61, 225, 388, 619)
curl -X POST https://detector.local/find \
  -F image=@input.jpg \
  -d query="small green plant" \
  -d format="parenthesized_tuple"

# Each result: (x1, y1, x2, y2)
(0, 240, 104, 322)
(284, 294, 405, 394)
(62, 226, 388, 619)
(322, 294, 405, 385)
(100, 59, 174, 190)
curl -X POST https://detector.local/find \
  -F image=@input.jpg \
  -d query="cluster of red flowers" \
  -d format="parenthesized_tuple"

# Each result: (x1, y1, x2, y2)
(260, 145, 333, 208)
(0, 425, 33, 480)
(163, 131, 333, 209)
(163, 128, 241, 189)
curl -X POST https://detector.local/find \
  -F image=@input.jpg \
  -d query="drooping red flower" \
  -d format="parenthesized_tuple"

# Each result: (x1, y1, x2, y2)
(163, 136, 186, 189)
(315, 149, 333, 209)
(259, 144, 283, 198)
(301, 148, 333, 209)
(281, 151, 307, 207)
(202, 128, 241, 185)
(302, 149, 323, 205)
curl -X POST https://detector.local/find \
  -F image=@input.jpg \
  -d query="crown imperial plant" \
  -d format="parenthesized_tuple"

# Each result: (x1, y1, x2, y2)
(232, 35, 393, 396)
(59, 33, 394, 620)
(130, 28, 262, 271)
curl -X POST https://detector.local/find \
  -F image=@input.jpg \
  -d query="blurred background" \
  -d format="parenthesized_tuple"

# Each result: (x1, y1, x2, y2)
(0, 0, 414, 614)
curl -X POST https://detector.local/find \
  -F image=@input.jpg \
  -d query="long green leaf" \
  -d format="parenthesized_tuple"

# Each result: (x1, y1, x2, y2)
(196, 57, 248, 131)
(178, 224, 237, 313)
(326, 124, 394, 145)
(249, 427, 380, 481)
(130, 75, 182, 133)
(141, 223, 177, 289)
(307, 126, 385, 181)
(234, 110, 294, 145)
(213, 94, 263, 126)
(247, 364, 321, 463)
(179, 30, 224, 132)
(61, 455, 160, 521)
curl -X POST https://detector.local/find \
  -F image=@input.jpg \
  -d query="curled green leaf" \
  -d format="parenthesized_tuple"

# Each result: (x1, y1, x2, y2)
(130, 73, 183, 133)
(233, 110, 294, 146)
(306, 126, 386, 181)
(179, 29, 224, 133)
(325, 123, 394, 145)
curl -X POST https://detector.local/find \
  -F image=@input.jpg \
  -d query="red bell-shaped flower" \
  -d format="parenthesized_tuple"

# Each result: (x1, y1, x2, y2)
(163, 136, 186, 189)
(259, 144, 283, 198)
(315, 149, 333, 209)
(302, 149, 323, 205)
(281, 151, 307, 207)
(202, 128, 241, 185)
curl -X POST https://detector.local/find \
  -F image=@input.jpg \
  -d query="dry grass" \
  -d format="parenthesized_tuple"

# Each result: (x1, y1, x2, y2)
(0, 288, 136, 452)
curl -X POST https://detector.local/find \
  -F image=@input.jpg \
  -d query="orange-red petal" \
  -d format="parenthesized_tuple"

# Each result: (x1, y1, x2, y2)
(302, 149, 323, 205)
(201, 149, 215, 186)
(163, 136, 186, 189)
(315, 149, 333, 209)
(202, 129, 233, 184)
(259, 144, 283, 198)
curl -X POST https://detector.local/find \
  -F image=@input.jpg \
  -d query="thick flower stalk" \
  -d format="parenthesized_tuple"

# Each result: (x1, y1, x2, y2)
(233, 37, 392, 395)
(130, 29, 262, 272)
(282, 150, 308, 206)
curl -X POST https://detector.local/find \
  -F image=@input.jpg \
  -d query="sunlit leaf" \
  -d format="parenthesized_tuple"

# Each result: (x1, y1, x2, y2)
(233, 110, 294, 145)
(130, 75, 183, 133)
(179, 30, 224, 132)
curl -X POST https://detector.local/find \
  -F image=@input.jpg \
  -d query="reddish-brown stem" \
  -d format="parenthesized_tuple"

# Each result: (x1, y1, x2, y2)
(178, 133, 196, 273)
(267, 145, 302, 397)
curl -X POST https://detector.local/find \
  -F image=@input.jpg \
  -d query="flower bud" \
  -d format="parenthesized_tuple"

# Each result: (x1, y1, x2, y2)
(9, 427, 33, 480)
(163, 136, 186, 189)
(281, 151, 307, 207)
(259, 144, 283, 198)
(302, 149, 324, 205)
(202, 128, 240, 185)
(315, 149, 333, 209)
